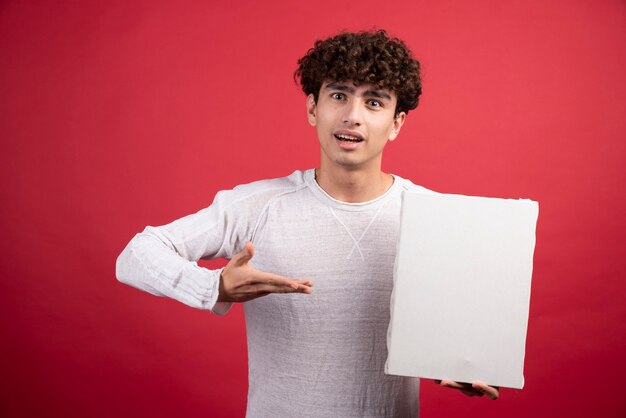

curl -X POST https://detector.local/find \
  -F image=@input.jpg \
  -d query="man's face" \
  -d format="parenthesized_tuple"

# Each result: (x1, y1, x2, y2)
(306, 81, 406, 172)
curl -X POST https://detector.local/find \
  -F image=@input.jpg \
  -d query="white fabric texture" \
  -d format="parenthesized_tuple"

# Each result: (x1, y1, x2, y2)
(116, 169, 434, 417)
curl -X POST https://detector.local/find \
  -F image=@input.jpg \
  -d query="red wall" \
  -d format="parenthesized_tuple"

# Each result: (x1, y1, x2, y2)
(1, 1, 625, 417)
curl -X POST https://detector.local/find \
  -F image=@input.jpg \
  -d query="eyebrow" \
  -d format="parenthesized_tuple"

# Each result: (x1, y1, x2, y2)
(325, 82, 355, 93)
(324, 82, 392, 101)
(364, 89, 392, 101)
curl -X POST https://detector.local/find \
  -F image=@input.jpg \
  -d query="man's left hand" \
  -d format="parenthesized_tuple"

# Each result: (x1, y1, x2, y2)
(434, 379, 499, 400)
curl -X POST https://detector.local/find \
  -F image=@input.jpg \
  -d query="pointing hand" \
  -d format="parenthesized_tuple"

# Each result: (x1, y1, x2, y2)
(217, 241, 313, 302)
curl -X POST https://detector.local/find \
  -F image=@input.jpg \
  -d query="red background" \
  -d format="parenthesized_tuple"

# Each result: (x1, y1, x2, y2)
(1, 1, 625, 417)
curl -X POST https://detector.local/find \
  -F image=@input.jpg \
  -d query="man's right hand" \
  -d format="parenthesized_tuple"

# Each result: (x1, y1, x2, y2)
(217, 241, 313, 302)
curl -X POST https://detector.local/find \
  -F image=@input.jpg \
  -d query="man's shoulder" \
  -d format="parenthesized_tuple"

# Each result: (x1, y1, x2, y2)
(230, 169, 309, 195)
(392, 174, 439, 195)
(212, 169, 311, 208)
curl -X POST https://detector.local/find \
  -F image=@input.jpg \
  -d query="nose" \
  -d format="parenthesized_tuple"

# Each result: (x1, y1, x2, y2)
(342, 99, 364, 126)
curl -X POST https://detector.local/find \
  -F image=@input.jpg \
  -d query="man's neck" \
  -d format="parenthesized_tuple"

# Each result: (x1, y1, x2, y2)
(314, 165, 394, 203)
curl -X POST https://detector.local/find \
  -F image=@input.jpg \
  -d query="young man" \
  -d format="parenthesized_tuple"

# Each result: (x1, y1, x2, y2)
(117, 30, 498, 417)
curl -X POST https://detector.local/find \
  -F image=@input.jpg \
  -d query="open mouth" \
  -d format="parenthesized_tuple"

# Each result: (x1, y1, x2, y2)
(334, 134, 364, 143)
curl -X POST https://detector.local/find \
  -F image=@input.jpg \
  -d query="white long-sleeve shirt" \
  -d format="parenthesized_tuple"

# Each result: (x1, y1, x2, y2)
(116, 169, 434, 417)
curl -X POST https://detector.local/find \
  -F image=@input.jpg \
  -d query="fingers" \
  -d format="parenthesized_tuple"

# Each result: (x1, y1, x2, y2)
(239, 278, 312, 302)
(289, 280, 314, 293)
(436, 379, 478, 396)
(251, 282, 312, 295)
(244, 240, 255, 259)
(438, 379, 466, 390)
(472, 382, 499, 400)
(250, 271, 313, 294)
(232, 241, 255, 266)
(439, 380, 481, 396)
(221, 242, 314, 302)
(437, 379, 499, 400)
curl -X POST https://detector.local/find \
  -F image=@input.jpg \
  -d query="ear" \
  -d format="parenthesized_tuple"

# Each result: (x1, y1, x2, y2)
(388, 112, 406, 141)
(306, 94, 317, 126)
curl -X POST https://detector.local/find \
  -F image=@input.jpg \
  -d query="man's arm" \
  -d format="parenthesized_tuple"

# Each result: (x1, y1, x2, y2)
(116, 188, 312, 313)
(116, 224, 226, 311)
(116, 231, 311, 313)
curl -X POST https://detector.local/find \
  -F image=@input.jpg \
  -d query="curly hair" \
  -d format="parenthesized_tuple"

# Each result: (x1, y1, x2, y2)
(294, 30, 422, 115)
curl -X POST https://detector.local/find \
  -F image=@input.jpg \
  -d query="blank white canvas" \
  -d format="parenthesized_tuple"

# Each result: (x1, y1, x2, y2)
(385, 192, 538, 389)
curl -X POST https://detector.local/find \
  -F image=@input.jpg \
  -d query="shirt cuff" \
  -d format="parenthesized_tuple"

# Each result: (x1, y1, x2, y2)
(211, 301, 233, 315)
(208, 267, 232, 315)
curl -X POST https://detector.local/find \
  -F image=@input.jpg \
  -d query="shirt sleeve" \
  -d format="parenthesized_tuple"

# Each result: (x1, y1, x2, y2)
(115, 188, 257, 314)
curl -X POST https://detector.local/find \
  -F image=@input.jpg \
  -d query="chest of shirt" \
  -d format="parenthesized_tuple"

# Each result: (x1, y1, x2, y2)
(249, 194, 400, 284)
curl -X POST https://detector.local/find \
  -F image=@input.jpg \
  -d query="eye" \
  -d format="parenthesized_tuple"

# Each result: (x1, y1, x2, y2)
(331, 92, 345, 100)
(367, 99, 382, 108)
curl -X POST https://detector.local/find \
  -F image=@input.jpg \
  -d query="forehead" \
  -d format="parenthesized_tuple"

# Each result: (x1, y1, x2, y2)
(321, 80, 396, 101)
